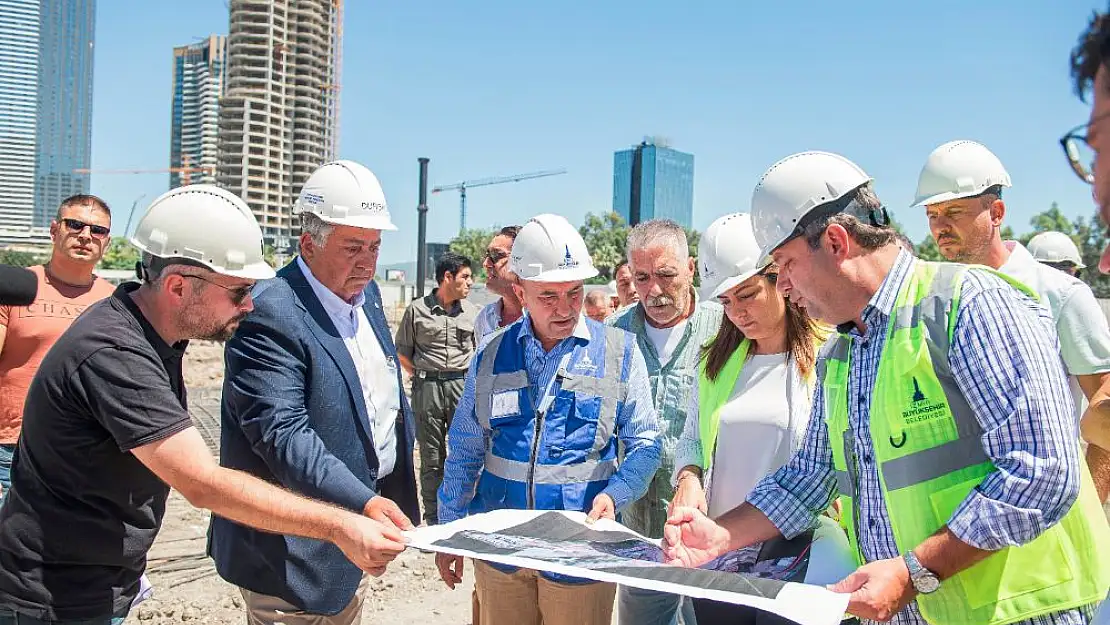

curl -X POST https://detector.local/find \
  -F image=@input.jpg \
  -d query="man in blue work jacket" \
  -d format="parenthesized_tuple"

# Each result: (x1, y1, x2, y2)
(435, 213, 662, 625)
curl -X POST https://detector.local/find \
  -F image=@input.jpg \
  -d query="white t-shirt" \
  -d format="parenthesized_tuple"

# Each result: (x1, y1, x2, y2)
(999, 241, 1110, 423)
(643, 318, 689, 366)
(685, 352, 811, 518)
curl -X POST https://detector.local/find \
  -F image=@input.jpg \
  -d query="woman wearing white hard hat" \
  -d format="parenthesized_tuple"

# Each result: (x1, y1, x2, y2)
(671, 213, 853, 624)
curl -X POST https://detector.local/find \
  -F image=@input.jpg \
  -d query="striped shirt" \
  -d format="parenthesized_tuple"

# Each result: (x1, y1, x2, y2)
(438, 313, 661, 523)
(746, 250, 1096, 625)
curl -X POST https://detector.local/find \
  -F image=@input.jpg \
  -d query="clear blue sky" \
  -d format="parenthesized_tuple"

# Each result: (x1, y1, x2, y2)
(91, 0, 1105, 264)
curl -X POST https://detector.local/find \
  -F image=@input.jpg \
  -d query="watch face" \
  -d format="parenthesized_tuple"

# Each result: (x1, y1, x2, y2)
(915, 574, 941, 594)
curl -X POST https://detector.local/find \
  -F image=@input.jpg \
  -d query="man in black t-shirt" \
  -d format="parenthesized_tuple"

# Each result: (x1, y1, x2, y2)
(0, 186, 409, 624)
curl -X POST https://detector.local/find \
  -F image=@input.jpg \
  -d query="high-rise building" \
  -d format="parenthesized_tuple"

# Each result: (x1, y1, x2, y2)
(0, 0, 40, 231)
(170, 35, 226, 189)
(612, 138, 694, 229)
(33, 0, 95, 227)
(217, 0, 342, 247)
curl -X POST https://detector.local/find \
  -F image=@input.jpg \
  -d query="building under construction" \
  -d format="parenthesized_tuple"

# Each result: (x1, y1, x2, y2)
(216, 0, 342, 247)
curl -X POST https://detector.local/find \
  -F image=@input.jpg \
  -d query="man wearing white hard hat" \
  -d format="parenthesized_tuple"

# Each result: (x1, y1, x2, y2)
(1029, 231, 1086, 278)
(211, 161, 419, 625)
(663, 151, 1110, 625)
(914, 140, 1110, 503)
(607, 219, 721, 625)
(437, 213, 661, 625)
(0, 185, 408, 625)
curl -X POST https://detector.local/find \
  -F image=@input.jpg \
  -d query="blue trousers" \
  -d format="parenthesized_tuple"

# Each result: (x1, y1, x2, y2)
(617, 585, 696, 625)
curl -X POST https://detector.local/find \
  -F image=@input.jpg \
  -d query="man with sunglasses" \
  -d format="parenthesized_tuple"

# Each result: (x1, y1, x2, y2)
(0, 185, 409, 625)
(0, 194, 114, 499)
(474, 225, 524, 342)
(913, 140, 1110, 503)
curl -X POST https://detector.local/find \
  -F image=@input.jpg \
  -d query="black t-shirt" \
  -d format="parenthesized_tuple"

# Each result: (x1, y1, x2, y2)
(0, 283, 192, 620)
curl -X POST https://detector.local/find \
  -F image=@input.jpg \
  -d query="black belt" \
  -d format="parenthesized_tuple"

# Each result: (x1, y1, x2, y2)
(415, 370, 467, 381)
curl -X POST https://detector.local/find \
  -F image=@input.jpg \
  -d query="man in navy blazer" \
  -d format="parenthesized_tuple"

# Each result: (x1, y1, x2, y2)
(209, 161, 419, 625)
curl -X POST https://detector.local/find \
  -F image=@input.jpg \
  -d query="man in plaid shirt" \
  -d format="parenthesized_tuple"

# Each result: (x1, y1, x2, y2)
(663, 151, 1109, 624)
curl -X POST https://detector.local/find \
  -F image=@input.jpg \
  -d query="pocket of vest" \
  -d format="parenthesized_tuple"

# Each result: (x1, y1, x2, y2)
(929, 480, 1075, 609)
(561, 393, 602, 451)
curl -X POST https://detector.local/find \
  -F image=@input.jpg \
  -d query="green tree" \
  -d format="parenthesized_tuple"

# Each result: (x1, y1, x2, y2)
(579, 212, 629, 284)
(0, 249, 41, 267)
(448, 227, 496, 280)
(98, 238, 141, 270)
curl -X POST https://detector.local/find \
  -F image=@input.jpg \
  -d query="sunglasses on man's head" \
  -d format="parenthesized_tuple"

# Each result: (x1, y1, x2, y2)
(61, 218, 110, 239)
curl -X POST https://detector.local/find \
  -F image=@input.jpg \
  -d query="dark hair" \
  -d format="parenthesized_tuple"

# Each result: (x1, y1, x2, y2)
(498, 225, 522, 239)
(436, 252, 472, 284)
(802, 185, 895, 252)
(1072, 10, 1110, 101)
(57, 194, 110, 221)
(702, 271, 827, 382)
(614, 260, 630, 275)
(894, 232, 916, 255)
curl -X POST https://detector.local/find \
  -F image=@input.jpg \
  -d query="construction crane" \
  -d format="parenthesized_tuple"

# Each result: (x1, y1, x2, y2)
(432, 169, 567, 234)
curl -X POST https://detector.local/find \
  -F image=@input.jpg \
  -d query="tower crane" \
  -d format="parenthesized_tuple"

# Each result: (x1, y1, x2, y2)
(432, 168, 567, 234)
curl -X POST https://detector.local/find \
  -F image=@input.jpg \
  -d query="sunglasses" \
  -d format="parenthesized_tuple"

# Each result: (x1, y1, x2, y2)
(182, 273, 253, 305)
(486, 249, 510, 264)
(61, 218, 110, 239)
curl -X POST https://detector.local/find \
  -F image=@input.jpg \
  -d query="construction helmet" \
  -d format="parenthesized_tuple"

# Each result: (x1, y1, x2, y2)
(510, 214, 599, 282)
(130, 185, 276, 280)
(1028, 231, 1086, 268)
(750, 151, 875, 257)
(699, 213, 768, 300)
(911, 140, 1011, 207)
(293, 160, 396, 231)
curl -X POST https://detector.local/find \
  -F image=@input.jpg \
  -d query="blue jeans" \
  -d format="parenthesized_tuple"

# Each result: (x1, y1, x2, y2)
(617, 585, 697, 625)
(0, 444, 14, 490)
(0, 607, 125, 625)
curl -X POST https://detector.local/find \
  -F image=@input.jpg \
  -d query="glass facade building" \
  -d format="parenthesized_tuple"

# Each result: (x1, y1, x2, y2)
(33, 0, 95, 227)
(0, 0, 41, 230)
(170, 35, 226, 189)
(612, 140, 694, 229)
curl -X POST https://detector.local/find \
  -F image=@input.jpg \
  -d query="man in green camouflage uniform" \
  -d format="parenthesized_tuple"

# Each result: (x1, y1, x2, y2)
(608, 219, 721, 625)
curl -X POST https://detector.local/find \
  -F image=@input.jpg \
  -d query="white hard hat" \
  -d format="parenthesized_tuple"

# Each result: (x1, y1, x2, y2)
(699, 213, 768, 300)
(1028, 231, 1086, 268)
(911, 140, 1011, 207)
(750, 151, 873, 257)
(293, 160, 396, 231)
(606, 280, 618, 296)
(130, 185, 276, 280)
(510, 214, 599, 282)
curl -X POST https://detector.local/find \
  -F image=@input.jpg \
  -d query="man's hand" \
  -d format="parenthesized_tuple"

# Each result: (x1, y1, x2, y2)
(586, 493, 616, 523)
(363, 495, 415, 531)
(436, 553, 465, 589)
(669, 474, 707, 516)
(333, 514, 407, 576)
(829, 556, 917, 622)
(662, 506, 731, 567)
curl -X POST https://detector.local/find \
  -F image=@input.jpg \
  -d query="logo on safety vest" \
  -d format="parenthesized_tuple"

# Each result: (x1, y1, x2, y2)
(559, 245, 579, 269)
(902, 376, 946, 424)
(575, 352, 597, 372)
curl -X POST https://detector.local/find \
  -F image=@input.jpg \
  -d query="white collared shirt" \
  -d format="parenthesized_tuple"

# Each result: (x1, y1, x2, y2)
(297, 257, 398, 478)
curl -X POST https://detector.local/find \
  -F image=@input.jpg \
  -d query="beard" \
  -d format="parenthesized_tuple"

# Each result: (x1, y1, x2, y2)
(185, 311, 247, 342)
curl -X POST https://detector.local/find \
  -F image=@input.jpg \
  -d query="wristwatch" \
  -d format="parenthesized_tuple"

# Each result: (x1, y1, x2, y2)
(902, 551, 941, 594)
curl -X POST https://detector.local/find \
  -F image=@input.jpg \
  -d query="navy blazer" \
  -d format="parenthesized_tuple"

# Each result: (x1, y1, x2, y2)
(208, 261, 419, 614)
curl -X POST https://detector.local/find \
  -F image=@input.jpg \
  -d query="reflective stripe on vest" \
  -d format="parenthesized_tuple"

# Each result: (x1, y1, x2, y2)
(475, 324, 627, 485)
(824, 260, 1110, 625)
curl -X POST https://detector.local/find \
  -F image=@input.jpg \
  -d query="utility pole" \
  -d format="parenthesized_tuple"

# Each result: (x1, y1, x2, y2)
(416, 157, 430, 299)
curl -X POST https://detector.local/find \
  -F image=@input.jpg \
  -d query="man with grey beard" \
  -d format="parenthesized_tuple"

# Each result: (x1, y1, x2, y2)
(607, 219, 722, 625)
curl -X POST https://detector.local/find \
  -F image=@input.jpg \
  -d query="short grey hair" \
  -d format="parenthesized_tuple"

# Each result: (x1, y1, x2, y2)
(626, 219, 688, 261)
(300, 212, 335, 247)
(584, 289, 610, 307)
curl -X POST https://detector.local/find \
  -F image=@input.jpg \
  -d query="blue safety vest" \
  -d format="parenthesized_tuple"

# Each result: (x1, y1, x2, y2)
(471, 319, 631, 516)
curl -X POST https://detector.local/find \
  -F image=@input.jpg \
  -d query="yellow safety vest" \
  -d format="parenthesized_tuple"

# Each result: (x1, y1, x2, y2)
(823, 260, 1110, 625)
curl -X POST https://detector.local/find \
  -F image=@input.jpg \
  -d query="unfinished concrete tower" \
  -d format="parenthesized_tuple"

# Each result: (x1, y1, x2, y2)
(217, 0, 342, 247)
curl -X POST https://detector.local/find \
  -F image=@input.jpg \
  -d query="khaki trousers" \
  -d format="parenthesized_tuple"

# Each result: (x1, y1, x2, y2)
(473, 560, 615, 625)
(240, 576, 370, 625)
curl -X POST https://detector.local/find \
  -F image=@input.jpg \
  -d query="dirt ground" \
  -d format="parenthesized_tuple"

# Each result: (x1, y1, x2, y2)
(129, 340, 475, 625)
